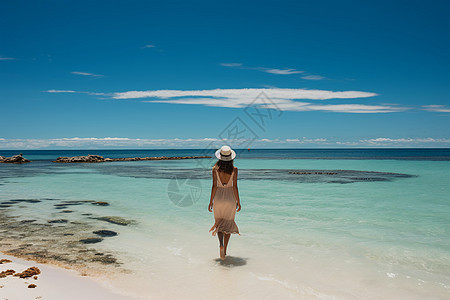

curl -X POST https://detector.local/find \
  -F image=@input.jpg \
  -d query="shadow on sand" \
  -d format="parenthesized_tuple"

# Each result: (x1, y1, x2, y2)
(214, 256, 248, 267)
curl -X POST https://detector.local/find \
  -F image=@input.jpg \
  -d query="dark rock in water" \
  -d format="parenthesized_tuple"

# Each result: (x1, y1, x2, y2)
(94, 216, 134, 226)
(25, 199, 41, 203)
(92, 201, 109, 206)
(91, 256, 117, 264)
(48, 219, 68, 224)
(0, 154, 31, 164)
(53, 154, 211, 163)
(28, 284, 37, 288)
(20, 220, 37, 224)
(79, 238, 103, 244)
(285, 169, 414, 184)
(1, 201, 16, 205)
(56, 201, 93, 207)
(10, 199, 41, 203)
(60, 210, 73, 213)
(63, 233, 74, 236)
(54, 206, 68, 210)
(93, 230, 118, 237)
(0, 205, 12, 208)
(63, 200, 94, 205)
(54, 155, 106, 163)
(82, 213, 93, 216)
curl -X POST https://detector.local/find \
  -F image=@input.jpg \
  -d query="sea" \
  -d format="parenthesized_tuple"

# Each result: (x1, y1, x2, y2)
(0, 149, 449, 299)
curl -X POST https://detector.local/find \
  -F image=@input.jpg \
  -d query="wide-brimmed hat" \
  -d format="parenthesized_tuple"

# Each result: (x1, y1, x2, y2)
(215, 145, 236, 161)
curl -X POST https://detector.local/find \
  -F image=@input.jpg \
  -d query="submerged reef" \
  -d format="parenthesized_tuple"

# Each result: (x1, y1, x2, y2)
(0, 198, 134, 277)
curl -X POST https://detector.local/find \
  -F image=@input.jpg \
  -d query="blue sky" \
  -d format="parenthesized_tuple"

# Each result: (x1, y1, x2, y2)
(1, 0, 449, 149)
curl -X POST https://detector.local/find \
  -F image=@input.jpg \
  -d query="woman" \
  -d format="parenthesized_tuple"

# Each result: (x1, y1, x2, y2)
(208, 145, 241, 260)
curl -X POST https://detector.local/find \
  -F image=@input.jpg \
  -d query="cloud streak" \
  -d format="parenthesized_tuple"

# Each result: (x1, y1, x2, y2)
(302, 75, 325, 80)
(0, 56, 15, 60)
(220, 63, 303, 75)
(112, 88, 400, 113)
(45, 88, 409, 113)
(71, 71, 104, 78)
(46, 89, 108, 96)
(112, 88, 376, 100)
(1, 136, 449, 149)
(422, 105, 450, 113)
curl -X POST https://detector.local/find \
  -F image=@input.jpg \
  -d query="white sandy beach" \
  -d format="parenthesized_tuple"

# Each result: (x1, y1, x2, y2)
(0, 254, 134, 300)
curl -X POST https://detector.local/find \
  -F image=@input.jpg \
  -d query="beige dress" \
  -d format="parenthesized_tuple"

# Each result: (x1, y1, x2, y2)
(209, 167, 240, 236)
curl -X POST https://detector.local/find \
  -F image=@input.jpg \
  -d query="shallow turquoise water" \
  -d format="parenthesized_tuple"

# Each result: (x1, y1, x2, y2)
(1, 151, 449, 299)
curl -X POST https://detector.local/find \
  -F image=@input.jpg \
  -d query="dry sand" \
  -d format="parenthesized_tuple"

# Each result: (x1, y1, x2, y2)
(0, 253, 135, 300)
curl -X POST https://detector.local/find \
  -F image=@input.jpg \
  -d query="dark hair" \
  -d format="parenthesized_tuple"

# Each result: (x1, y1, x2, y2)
(214, 159, 234, 174)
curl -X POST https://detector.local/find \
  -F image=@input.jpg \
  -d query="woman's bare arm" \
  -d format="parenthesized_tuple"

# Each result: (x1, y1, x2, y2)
(208, 168, 217, 212)
(233, 167, 241, 212)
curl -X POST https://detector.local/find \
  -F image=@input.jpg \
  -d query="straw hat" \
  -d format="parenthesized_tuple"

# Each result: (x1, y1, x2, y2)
(215, 145, 236, 161)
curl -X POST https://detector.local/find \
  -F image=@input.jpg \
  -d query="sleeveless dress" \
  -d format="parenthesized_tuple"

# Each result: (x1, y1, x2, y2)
(209, 167, 240, 236)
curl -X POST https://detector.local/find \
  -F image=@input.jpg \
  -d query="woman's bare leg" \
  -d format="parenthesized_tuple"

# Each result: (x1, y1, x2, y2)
(224, 233, 231, 255)
(217, 232, 224, 247)
(217, 232, 225, 260)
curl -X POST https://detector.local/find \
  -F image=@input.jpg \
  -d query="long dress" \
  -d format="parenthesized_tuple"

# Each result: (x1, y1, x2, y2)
(209, 167, 240, 236)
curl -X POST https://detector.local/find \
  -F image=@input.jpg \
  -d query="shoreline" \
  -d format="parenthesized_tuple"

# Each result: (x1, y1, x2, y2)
(0, 253, 136, 300)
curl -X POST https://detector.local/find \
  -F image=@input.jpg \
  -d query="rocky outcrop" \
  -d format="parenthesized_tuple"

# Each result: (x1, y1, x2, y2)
(0, 153, 30, 163)
(289, 171, 338, 175)
(0, 269, 16, 278)
(13, 266, 41, 278)
(0, 259, 12, 264)
(94, 216, 135, 226)
(93, 230, 118, 237)
(109, 155, 211, 161)
(53, 155, 106, 163)
(53, 155, 211, 163)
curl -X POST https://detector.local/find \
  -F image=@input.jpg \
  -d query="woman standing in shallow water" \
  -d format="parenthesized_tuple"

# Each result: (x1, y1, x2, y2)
(208, 146, 241, 260)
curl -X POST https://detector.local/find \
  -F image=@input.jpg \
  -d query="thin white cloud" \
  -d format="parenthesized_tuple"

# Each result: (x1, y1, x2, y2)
(263, 68, 303, 75)
(422, 105, 450, 113)
(269, 103, 404, 113)
(285, 138, 328, 143)
(0, 137, 223, 149)
(220, 63, 243, 67)
(142, 44, 156, 48)
(115, 88, 397, 113)
(47, 88, 406, 113)
(1, 136, 449, 149)
(221, 63, 303, 75)
(112, 88, 377, 100)
(71, 71, 104, 78)
(45, 89, 108, 96)
(46, 89, 77, 93)
(0, 56, 15, 60)
(302, 75, 325, 80)
(359, 137, 450, 146)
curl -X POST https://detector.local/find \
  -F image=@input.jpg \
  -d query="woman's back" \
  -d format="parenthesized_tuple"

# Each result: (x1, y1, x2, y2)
(215, 166, 236, 188)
